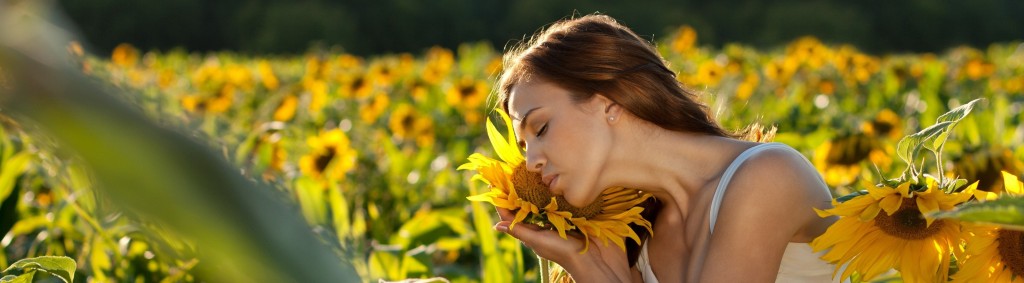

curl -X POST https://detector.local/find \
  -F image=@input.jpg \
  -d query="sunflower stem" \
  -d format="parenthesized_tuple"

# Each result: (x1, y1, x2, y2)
(539, 255, 550, 283)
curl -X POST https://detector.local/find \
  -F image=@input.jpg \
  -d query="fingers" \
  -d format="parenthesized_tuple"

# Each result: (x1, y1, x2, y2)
(496, 207, 515, 222)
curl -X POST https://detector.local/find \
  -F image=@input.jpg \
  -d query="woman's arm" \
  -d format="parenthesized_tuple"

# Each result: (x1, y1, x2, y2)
(495, 208, 635, 282)
(698, 147, 833, 282)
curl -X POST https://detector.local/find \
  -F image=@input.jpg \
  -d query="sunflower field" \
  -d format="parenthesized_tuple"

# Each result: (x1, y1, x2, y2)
(2, 5, 1024, 282)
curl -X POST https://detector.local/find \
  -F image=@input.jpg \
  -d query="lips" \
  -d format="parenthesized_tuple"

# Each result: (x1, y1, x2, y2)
(542, 174, 558, 187)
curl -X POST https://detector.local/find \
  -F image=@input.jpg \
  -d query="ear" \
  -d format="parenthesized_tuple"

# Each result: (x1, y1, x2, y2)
(593, 94, 623, 122)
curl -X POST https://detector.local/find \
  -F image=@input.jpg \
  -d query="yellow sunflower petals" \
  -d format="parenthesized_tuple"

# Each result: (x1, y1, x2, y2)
(859, 202, 882, 221)
(1002, 171, 1023, 196)
(879, 195, 903, 216)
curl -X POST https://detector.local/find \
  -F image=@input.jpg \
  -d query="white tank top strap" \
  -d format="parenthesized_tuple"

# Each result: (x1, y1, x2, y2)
(709, 142, 793, 234)
(638, 242, 659, 283)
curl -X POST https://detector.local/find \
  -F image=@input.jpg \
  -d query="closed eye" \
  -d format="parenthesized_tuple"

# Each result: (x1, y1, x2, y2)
(536, 123, 548, 137)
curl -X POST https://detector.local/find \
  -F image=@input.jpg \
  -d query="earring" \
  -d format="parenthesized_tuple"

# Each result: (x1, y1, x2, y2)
(608, 116, 616, 121)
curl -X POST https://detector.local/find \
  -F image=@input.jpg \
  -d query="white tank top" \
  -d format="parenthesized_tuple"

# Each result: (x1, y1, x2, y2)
(635, 143, 842, 282)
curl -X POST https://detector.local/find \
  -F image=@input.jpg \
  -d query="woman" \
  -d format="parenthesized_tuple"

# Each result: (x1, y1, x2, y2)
(490, 15, 840, 282)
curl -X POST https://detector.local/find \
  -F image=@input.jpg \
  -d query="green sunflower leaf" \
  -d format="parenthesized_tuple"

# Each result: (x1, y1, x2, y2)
(0, 272, 33, 283)
(931, 195, 1024, 231)
(935, 98, 982, 125)
(896, 121, 953, 173)
(923, 98, 982, 152)
(2, 256, 74, 283)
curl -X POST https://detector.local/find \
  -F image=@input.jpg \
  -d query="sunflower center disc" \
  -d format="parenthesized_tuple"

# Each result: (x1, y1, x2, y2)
(997, 230, 1024, 278)
(873, 201, 943, 240)
(315, 147, 337, 172)
(828, 133, 874, 165)
(511, 163, 553, 207)
(555, 196, 603, 219)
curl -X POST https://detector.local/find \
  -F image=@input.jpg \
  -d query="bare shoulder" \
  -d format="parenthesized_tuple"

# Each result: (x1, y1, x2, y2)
(699, 144, 836, 281)
(728, 144, 832, 208)
(714, 144, 835, 238)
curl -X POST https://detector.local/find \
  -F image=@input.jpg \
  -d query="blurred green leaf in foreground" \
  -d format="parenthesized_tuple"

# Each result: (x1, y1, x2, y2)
(0, 1, 360, 282)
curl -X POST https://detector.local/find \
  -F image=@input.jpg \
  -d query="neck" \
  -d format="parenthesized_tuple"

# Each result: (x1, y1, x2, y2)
(598, 122, 749, 214)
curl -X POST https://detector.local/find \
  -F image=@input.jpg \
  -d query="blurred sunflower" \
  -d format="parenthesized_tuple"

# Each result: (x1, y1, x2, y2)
(422, 47, 454, 85)
(962, 59, 995, 81)
(359, 91, 390, 123)
(299, 129, 357, 180)
(861, 109, 902, 140)
(951, 146, 1024, 194)
(367, 61, 397, 86)
(734, 73, 760, 100)
(670, 25, 697, 54)
(389, 104, 435, 147)
(691, 60, 725, 87)
(786, 36, 831, 69)
(339, 74, 373, 99)
(810, 177, 977, 282)
(111, 43, 139, 68)
(258, 60, 279, 91)
(273, 95, 297, 122)
(813, 133, 890, 187)
(446, 77, 488, 124)
(304, 79, 329, 115)
(406, 78, 431, 102)
(461, 110, 653, 253)
(953, 171, 1024, 283)
(207, 84, 235, 113)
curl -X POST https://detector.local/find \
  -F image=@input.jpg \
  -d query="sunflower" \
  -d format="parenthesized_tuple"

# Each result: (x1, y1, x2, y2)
(359, 91, 390, 123)
(952, 146, 1024, 194)
(273, 94, 298, 122)
(422, 46, 454, 85)
(810, 177, 977, 282)
(861, 109, 902, 140)
(446, 77, 488, 124)
(670, 25, 697, 54)
(461, 110, 653, 253)
(734, 73, 760, 100)
(389, 104, 435, 147)
(952, 171, 1024, 283)
(691, 60, 725, 87)
(299, 129, 357, 180)
(257, 60, 279, 91)
(813, 133, 890, 187)
(111, 43, 139, 68)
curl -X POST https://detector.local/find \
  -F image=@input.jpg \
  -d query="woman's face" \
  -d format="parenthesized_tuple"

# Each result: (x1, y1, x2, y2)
(508, 78, 614, 207)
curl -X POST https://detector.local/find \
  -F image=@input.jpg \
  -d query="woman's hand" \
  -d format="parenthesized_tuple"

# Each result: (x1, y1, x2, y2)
(494, 207, 633, 282)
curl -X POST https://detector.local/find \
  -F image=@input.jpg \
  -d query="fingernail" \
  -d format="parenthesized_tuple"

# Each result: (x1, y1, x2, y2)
(494, 223, 509, 233)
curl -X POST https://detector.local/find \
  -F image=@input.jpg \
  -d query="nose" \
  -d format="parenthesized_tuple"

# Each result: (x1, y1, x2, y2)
(524, 145, 545, 172)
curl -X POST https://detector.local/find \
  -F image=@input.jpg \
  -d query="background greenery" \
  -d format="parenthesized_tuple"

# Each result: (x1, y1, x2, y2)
(2, 1, 1023, 282)
(57, 0, 1024, 55)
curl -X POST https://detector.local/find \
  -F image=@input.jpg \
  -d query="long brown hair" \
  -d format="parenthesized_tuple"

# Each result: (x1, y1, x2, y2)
(494, 14, 730, 137)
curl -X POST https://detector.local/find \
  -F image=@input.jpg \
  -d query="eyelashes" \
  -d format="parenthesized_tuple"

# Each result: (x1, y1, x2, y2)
(518, 122, 549, 148)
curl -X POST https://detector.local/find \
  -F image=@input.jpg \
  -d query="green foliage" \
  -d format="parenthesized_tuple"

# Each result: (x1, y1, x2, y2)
(895, 98, 981, 187)
(934, 196, 1024, 231)
(1, 256, 75, 283)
